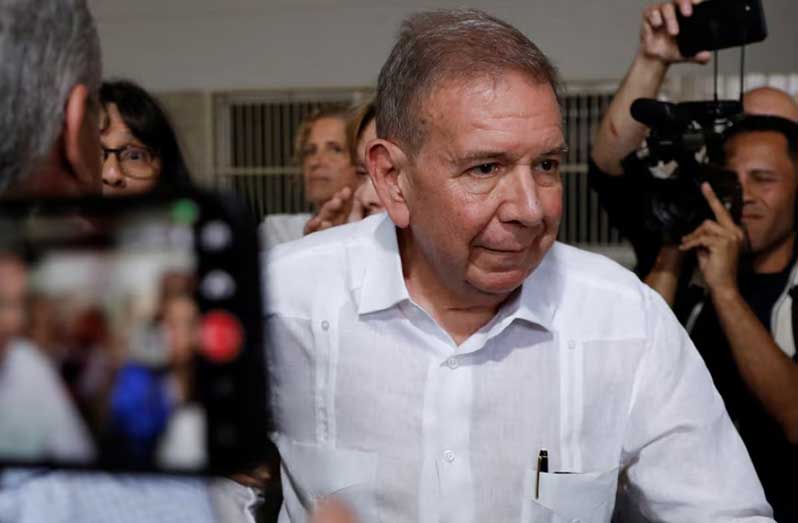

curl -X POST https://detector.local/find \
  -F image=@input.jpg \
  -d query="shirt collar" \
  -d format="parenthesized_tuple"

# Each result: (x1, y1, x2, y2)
(357, 214, 410, 315)
(356, 213, 559, 331)
(506, 254, 558, 332)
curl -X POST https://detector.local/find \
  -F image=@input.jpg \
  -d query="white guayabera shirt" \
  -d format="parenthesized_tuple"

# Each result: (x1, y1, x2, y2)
(265, 213, 774, 523)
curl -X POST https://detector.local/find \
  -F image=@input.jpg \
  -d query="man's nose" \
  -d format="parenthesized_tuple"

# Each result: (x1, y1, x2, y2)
(737, 172, 756, 205)
(497, 166, 545, 227)
(102, 155, 126, 188)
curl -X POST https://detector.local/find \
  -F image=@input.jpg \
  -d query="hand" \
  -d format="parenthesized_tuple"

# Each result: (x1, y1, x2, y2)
(229, 464, 273, 490)
(640, 0, 711, 65)
(303, 186, 354, 235)
(310, 498, 357, 523)
(346, 182, 371, 223)
(679, 182, 746, 293)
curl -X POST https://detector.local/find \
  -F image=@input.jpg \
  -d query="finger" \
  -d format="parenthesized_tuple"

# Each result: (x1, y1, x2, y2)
(681, 219, 718, 242)
(696, 219, 731, 238)
(326, 197, 344, 212)
(646, 6, 663, 28)
(348, 199, 365, 223)
(679, 235, 717, 251)
(661, 2, 679, 35)
(677, 0, 693, 17)
(303, 217, 321, 235)
(339, 186, 352, 200)
(691, 50, 712, 64)
(701, 182, 735, 228)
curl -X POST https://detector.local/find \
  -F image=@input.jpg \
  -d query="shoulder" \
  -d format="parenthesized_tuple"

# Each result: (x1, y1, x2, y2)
(544, 242, 643, 294)
(263, 214, 384, 317)
(259, 213, 312, 250)
(539, 243, 665, 338)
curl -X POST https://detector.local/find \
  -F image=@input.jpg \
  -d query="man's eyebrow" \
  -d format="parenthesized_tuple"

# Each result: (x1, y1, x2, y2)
(749, 168, 778, 176)
(453, 150, 517, 165)
(538, 144, 569, 158)
(452, 144, 569, 166)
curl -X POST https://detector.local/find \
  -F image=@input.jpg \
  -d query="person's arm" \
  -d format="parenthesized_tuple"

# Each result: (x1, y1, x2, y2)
(591, 0, 711, 175)
(681, 183, 798, 443)
(712, 286, 798, 443)
(643, 245, 685, 305)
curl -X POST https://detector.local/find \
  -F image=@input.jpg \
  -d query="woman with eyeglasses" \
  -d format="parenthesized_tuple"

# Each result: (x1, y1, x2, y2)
(99, 80, 192, 196)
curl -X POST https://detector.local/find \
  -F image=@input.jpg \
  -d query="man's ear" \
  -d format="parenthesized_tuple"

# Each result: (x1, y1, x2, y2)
(367, 139, 411, 228)
(63, 83, 102, 194)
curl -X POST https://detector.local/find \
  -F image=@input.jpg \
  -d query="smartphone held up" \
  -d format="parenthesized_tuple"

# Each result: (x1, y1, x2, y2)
(0, 189, 272, 476)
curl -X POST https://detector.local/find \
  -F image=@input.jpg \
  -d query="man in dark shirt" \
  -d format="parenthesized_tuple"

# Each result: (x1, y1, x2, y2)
(588, 1, 798, 519)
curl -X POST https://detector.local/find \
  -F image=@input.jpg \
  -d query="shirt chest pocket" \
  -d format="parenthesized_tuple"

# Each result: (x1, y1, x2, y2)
(521, 467, 619, 523)
(277, 438, 377, 523)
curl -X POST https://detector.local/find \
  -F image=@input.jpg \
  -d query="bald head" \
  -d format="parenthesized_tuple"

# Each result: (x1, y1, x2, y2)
(743, 87, 798, 122)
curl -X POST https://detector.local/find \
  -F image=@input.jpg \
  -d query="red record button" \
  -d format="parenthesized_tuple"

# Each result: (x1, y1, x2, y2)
(200, 310, 243, 363)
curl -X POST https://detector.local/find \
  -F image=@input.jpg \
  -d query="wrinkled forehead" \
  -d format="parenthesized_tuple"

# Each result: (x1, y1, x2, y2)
(416, 73, 563, 151)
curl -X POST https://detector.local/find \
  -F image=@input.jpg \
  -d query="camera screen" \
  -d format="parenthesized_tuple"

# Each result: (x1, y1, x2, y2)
(0, 199, 211, 471)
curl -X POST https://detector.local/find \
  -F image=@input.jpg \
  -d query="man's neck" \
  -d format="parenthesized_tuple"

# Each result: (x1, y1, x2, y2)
(752, 233, 796, 274)
(398, 230, 510, 346)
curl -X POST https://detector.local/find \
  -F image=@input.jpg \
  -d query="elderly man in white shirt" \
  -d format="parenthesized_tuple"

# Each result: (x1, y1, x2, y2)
(264, 8, 774, 523)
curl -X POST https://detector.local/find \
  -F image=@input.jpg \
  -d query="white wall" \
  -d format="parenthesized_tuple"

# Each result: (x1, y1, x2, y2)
(91, 0, 798, 92)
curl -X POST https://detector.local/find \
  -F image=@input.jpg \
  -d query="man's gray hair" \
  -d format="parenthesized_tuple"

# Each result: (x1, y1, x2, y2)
(0, 0, 101, 189)
(376, 9, 563, 156)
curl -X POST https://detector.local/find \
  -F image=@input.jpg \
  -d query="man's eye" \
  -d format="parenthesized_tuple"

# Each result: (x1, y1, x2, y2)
(469, 163, 500, 176)
(533, 159, 561, 186)
(751, 173, 777, 184)
(538, 159, 559, 172)
(356, 167, 369, 177)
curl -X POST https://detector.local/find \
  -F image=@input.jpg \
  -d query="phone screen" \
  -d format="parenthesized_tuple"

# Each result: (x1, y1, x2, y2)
(0, 199, 213, 471)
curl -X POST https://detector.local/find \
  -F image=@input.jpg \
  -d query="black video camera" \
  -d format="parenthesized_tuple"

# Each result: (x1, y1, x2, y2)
(622, 0, 768, 243)
(624, 98, 744, 243)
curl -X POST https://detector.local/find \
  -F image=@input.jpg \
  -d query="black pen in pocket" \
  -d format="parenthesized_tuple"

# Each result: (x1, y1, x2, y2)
(535, 449, 548, 499)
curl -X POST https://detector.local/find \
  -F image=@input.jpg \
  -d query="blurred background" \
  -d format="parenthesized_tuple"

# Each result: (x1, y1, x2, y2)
(88, 0, 798, 263)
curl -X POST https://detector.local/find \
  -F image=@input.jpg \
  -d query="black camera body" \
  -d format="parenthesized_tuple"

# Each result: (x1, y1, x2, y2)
(624, 98, 744, 243)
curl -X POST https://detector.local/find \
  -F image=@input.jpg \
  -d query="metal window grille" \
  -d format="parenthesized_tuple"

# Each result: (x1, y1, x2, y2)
(213, 85, 625, 246)
(560, 90, 621, 245)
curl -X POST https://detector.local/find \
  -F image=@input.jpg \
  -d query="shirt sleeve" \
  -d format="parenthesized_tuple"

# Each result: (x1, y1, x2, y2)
(620, 287, 774, 521)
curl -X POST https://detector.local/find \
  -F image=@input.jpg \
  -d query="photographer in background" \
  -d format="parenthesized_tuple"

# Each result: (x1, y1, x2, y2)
(589, 0, 798, 518)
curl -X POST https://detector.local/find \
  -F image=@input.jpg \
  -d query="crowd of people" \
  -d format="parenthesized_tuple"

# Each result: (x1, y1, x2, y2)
(0, 0, 797, 521)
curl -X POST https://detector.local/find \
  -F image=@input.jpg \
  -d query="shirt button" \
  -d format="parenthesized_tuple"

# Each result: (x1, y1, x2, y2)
(446, 357, 459, 369)
(321, 320, 330, 331)
(443, 450, 455, 463)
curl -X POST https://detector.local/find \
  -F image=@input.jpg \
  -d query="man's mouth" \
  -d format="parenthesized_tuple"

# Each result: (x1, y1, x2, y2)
(476, 245, 527, 254)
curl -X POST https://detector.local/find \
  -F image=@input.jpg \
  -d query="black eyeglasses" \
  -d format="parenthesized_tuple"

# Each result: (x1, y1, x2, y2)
(101, 145, 158, 180)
